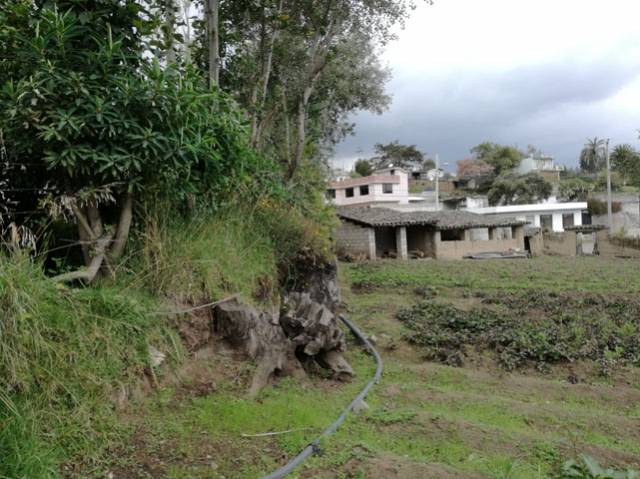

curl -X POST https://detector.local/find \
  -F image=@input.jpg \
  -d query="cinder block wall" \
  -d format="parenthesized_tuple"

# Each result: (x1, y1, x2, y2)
(335, 221, 374, 258)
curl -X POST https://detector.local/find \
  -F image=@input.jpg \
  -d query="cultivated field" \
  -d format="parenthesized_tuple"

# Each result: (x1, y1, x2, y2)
(111, 257, 640, 479)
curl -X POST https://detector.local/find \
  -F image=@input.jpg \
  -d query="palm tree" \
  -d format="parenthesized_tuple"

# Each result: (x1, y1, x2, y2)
(579, 137, 606, 173)
(610, 144, 639, 185)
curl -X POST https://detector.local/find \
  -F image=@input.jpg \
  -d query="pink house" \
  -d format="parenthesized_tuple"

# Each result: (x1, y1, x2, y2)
(327, 167, 410, 207)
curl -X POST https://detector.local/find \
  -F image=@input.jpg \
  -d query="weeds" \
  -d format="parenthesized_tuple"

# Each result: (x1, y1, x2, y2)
(0, 253, 169, 478)
(397, 292, 640, 371)
(561, 454, 639, 479)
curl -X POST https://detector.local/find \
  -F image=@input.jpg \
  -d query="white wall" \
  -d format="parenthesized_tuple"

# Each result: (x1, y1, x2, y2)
(331, 170, 409, 206)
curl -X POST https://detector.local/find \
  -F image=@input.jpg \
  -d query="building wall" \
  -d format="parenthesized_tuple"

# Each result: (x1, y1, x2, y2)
(434, 226, 524, 260)
(435, 237, 522, 260)
(335, 221, 375, 258)
(331, 170, 409, 206)
(527, 232, 544, 257)
(542, 231, 576, 256)
(595, 230, 640, 258)
(591, 193, 640, 237)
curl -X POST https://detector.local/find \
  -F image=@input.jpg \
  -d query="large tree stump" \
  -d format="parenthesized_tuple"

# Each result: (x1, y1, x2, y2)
(280, 292, 353, 380)
(213, 299, 305, 396)
(213, 293, 353, 396)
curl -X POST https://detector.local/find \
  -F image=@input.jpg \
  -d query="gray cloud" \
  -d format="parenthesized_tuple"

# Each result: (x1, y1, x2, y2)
(335, 58, 640, 170)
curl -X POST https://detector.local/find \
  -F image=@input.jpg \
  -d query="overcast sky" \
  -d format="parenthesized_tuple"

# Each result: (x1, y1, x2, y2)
(333, 0, 640, 172)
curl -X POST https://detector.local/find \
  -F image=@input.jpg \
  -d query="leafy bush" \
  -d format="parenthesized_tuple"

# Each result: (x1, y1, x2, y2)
(588, 199, 622, 216)
(561, 454, 639, 479)
(397, 292, 640, 371)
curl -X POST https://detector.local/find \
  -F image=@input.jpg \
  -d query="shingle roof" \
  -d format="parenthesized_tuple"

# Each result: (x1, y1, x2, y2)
(337, 207, 526, 230)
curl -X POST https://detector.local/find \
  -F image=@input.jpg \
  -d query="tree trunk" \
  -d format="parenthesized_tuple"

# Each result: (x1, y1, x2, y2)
(52, 233, 113, 283)
(250, 0, 283, 147)
(108, 193, 134, 263)
(165, 0, 177, 64)
(206, 0, 220, 87)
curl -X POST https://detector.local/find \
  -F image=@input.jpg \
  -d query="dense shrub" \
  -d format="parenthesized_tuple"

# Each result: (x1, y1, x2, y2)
(588, 199, 622, 216)
(397, 291, 640, 371)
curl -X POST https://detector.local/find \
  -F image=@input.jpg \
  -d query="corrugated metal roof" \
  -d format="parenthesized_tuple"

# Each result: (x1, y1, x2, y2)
(337, 207, 526, 230)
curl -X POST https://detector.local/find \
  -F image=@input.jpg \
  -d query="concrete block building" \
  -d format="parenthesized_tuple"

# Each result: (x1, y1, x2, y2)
(336, 207, 526, 260)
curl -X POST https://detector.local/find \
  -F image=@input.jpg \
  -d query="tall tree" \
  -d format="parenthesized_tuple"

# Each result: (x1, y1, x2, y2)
(579, 137, 606, 173)
(354, 159, 373, 177)
(371, 141, 427, 170)
(456, 158, 495, 178)
(470, 142, 523, 174)
(206, 0, 220, 86)
(610, 143, 640, 186)
(488, 172, 553, 206)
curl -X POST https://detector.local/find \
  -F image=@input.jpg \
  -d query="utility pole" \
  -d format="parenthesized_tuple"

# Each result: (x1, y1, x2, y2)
(435, 153, 440, 211)
(605, 138, 613, 229)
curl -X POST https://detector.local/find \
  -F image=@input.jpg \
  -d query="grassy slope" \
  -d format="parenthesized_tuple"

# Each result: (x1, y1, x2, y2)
(0, 210, 289, 479)
(108, 257, 640, 479)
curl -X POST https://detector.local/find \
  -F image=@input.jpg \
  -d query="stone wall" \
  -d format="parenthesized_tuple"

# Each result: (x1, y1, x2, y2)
(596, 230, 640, 258)
(335, 220, 375, 259)
(542, 231, 576, 256)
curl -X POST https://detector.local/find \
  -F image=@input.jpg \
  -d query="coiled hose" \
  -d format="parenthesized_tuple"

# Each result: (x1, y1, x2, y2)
(258, 314, 383, 479)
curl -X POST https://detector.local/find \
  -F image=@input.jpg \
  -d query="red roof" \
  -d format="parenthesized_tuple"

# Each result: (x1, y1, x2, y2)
(329, 175, 400, 189)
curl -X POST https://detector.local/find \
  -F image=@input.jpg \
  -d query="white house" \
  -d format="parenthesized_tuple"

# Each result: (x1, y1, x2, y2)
(467, 201, 588, 232)
(515, 155, 563, 181)
(327, 167, 410, 206)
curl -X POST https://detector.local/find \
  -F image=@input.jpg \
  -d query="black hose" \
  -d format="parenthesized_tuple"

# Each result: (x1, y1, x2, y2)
(258, 314, 383, 479)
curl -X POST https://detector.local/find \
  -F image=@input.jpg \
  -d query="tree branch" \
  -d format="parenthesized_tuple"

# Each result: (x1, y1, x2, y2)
(52, 233, 113, 283)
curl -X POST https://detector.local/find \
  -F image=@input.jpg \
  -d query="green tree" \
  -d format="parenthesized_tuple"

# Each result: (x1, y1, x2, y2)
(559, 177, 595, 201)
(610, 143, 640, 186)
(371, 141, 428, 170)
(354, 159, 374, 177)
(0, 5, 273, 282)
(579, 137, 606, 173)
(488, 173, 553, 206)
(470, 141, 523, 174)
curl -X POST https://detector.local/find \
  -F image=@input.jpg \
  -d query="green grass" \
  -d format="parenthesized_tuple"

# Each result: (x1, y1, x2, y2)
(344, 257, 640, 294)
(0, 253, 174, 479)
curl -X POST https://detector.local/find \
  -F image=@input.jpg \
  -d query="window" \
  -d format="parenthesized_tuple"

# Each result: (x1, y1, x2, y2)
(562, 213, 574, 229)
(383, 183, 393, 194)
(540, 214, 552, 231)
(390, 169, 395, 175)
(345, 187, 354, 198)
(441, 229, 465, 241)
(359, 185, 369, 196)
(326, 189, 335, 199)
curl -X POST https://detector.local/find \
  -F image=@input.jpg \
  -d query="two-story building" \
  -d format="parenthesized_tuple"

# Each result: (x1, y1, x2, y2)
(327, 167, 410, 207)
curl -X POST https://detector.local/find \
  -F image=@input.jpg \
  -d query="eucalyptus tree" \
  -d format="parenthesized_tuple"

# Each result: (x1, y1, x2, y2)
(194, 0, 420, 178)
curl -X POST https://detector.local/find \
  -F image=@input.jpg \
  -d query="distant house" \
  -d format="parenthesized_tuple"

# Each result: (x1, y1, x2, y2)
(467, 201, 587, 232)
(336, 206, 526, 260)
(515, 155, 563, 182)
(327, 167, 410, 207)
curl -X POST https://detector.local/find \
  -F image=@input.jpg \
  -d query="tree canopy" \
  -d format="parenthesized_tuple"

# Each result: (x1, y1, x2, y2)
(579, 137, 606, 173)
(611, 144, 640, 186)
(487, 172, 553, 206)
(370, 141, 434, 170)
(470, 142, 523, 174)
